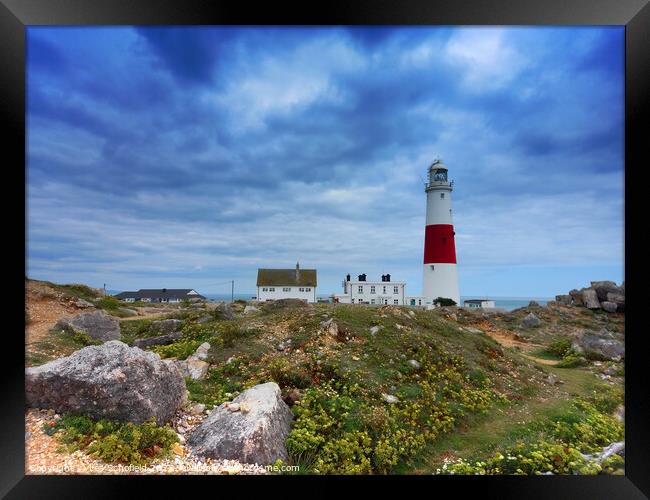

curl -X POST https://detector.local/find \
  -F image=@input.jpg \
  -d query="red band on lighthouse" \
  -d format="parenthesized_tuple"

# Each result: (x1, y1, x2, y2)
(423, 224, 457, 264)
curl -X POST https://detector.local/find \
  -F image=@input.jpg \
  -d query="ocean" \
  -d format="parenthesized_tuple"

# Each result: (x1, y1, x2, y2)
(203, 293, 551, 312)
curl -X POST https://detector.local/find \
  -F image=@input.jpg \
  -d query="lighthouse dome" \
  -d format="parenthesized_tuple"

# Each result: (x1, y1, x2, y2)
(428, 158, 447, 171)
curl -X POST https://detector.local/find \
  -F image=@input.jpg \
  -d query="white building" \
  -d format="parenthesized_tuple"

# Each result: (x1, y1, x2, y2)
(256, 263, 317, 303)
(405, 295, 435, 307)
(464, 299, 496, 309)
(334, 274, 406, 305)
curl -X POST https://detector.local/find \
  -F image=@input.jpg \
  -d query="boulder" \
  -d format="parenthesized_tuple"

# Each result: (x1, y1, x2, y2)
(590, 281, 623, 303)
(382, 393, 400, 404)
(606, 292, 625, 312)
(55, 310, 120, 342)
(614, 405, 625, 423)
(196, 315, 213, 324)
(73, 298, 95, 309)
(369, 325, 382, 336)
(575, 333, 624, 361)
(528, 300, 540, 307)
(581, 288, 601, 309)
(175, 358, 209, 380)
(408, 359, 421, 370)
(189, 342, 211, 361)
(321, 318, 347, 341)
(521, 312, 541, 328)
(569, 289, 584, 306)
(243, 305, 260, 315)
(151, 319, 183, 334)
(214, 302, 235, 320)
(555, 295, 573, 306)
(25, 341, 186, 424)
(187, 382, 293, 465)
(601, 301, 618, 313)
(133, 331, 183, 348)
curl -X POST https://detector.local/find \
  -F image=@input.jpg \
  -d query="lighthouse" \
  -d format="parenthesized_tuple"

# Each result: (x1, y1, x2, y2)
(422, 159, 460, 305)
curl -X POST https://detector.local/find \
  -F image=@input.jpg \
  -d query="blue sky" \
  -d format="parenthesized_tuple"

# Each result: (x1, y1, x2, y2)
(26, 26, 624, 297)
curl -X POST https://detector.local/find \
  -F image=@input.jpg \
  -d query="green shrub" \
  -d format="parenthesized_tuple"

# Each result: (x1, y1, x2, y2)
(286, 353, 500, 474)
(556, 354, 588, 368)
(547, 338, 573, 358)
(95, 296, 122, 311)
(43, 414, 178, 465)
(151, 339, 204, 359)
(434, 297, 457, 307)
(439, 397, 624, 475)
(441, 441, 602, 475)
(268, 358, 312, 389)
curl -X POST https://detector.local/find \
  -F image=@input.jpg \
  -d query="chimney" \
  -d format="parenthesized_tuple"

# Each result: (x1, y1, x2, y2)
(295, 261, 300, 281)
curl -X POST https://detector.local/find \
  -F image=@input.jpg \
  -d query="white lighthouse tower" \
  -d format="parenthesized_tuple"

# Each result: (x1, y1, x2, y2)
(422, 159, 460, 305)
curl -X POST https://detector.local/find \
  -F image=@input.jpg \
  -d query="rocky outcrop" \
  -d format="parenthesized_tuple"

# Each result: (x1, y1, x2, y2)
(555, 295, 572, 306)
(569, 289, 584, 306)
(572, 331, 624, 361)
(601, 301, 618, 313)
(581, 288, 601, 309)
(214, 302, 235, 320)
(55, 310, 120, 342)
(175, 359, 209, 380)
(190, 342, 211, 361)
(320, 318, 349, 342)
(25, 341, 186, 424)
(591, 281, 623, 303)
(173, 342, 211, 380)
(606, 292, 625, 312)
(133, 331, 183, 348)
(187, 382, 293, 465)
(521, 312, 541, 328)
(151, 319, 183, 334)
(556, 282, 624, 313)
(196, 315, 213, 324)
(243, 305, 260, 315)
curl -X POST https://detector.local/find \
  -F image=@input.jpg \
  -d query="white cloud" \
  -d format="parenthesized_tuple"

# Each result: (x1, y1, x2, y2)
(444, 28, 527, 92)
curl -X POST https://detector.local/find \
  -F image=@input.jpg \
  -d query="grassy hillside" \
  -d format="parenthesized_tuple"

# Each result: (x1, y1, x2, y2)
(120, 300, 624, 474)
(26, 288, 624, 475)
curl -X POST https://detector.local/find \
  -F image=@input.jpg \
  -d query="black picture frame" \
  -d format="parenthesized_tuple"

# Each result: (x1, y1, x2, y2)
(3, 0, 647, 497)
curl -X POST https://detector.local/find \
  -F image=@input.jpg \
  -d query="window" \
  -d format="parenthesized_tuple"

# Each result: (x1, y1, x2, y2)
(283, 287, 291, 292)
(351, 298, 355, 304)
(306, 288, 311, 292)
(418, 299, 422, 305)
(370, 286, 376, 294)
(299, 287, 304, 292)
(384, 299, 388, 304)
(393, 286, 399, 294)
(383, 286, 387, 294)
(358, 286, 363, 293)
(371, 299, 375, 304)
(394, 299, 399, 305)
(262, 287, 268, 292)
(440, 193, 445, 199)
(269, 287, 275, 292)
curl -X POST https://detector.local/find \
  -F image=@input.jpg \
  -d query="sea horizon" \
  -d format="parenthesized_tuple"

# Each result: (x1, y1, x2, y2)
(107, 290, 552, 312)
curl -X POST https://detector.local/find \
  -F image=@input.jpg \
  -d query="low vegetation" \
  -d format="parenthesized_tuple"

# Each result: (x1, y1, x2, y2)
(43, 414, 178, 465)
(27, 286, 625, 474)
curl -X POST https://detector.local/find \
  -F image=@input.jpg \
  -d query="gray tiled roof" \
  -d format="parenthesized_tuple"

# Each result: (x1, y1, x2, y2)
(114, 289, 205, 300)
